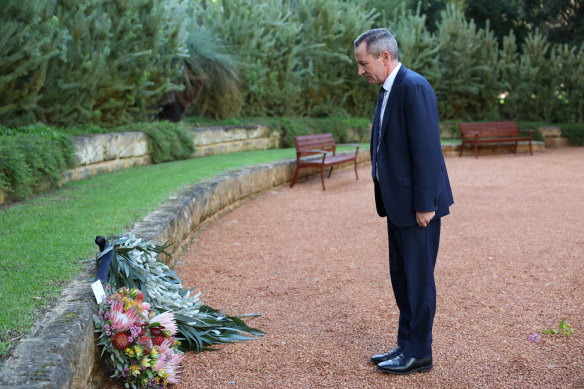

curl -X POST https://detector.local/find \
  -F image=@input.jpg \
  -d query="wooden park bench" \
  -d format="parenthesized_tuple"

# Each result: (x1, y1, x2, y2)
(459, 121, 534, 158)
(290, 133, 360, 190)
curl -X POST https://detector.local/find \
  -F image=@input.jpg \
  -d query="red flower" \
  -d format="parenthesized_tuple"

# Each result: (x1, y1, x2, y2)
(112, 332, 131, 350)
(152, 335, 166, 346)
(150, 327, 163, 336)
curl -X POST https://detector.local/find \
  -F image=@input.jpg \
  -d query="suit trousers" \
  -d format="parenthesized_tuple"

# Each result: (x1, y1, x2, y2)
(387, 218, 441, 359)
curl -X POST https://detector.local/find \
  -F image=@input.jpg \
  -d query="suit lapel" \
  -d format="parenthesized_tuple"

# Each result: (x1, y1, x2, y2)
(379, 65, 407, 141)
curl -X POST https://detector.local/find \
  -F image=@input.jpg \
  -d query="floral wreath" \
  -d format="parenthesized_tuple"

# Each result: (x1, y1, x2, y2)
(94, 287, 183, 388)
(93, 235, 264, 388)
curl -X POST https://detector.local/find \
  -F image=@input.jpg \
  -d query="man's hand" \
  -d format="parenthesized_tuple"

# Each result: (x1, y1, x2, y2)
(416, 211, 435, 228)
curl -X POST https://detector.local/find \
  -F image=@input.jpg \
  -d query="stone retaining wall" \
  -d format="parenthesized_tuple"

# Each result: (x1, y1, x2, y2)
(65, 125, 281, 182)
(0, 151, 370, 389)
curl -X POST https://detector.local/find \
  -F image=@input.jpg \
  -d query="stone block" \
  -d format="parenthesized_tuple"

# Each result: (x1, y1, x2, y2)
(191, 125, 272, 146)
(71, 132, 149, 166)
(71, 134, 107, 165)
(544, 137, 568, 148)
(538, 126, 561, 138)
(104, 132, 149, 160)
(63, 155, 152, 182)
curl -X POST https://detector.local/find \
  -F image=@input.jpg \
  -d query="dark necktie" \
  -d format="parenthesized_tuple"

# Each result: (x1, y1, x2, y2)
(371, 86, 385, 179)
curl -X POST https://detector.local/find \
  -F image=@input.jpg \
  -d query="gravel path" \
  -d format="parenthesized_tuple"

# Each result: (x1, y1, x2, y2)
(175, 148, 584, 389)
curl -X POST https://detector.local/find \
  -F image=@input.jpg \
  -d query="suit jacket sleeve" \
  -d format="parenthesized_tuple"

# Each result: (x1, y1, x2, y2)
(404, 81, 443, 213)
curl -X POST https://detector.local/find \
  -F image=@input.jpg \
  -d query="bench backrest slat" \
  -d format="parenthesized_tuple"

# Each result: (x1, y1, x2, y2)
(460, 121, 519, 138)
(295, 133, 336, 154)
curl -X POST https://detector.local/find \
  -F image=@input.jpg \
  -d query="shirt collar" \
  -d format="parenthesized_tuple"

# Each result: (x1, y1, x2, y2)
(382, 62, 401, 93)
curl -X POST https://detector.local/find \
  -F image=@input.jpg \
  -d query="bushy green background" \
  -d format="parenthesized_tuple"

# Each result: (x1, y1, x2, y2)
(2, 0, 584, 126)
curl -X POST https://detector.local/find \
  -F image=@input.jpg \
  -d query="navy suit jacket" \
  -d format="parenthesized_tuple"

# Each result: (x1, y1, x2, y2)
(372, 65, 453, 227)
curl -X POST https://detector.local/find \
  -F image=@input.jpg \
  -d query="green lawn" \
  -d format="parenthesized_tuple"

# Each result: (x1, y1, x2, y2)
(0, 148, 300, 358)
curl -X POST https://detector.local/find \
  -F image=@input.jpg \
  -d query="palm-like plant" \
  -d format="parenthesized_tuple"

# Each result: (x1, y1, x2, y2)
(160, 22, 242, 121)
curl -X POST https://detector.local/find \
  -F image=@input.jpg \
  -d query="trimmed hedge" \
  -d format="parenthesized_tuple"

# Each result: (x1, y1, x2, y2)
(0, 122, 196, 202)
(560, 124, 584, 146)
(119, 122, 195, 164)
(0, 125, 76, 199)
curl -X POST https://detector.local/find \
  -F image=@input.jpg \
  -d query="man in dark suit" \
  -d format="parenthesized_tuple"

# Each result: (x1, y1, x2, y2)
(354, 28, 454, 375)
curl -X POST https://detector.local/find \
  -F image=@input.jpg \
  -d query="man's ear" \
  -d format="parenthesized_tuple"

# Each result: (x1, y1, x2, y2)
(382, 51, 391, 63)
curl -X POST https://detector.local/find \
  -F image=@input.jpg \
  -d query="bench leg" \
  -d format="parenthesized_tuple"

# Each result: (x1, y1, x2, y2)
(353, 159, 359, 181)
(513, 141, 518, 153)
(320, 166, 326, 191)
(290, 165, 300, 188)
(459, 143, 464, 157)
(327, 166, 334, 178)
(474, 142, 478, 159)
(529, 140, 533, 155)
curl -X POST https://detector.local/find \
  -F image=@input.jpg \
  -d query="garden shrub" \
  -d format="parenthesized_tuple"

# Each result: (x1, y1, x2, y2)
(0, 125, 75, 199)
(560, 124, 584, 146)
(118, 122, 195, 164)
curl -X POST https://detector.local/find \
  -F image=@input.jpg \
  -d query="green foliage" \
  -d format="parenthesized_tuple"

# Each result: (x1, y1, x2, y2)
(516, 121, 547, 141)
(202, 0, 302, 116)
(464, 0, 527, 46)
(435, 4, 501, 120)
(105, 236, 264, 352)
(498, 31, 521, 119)
(292, 0, 379, 117)
(391, 5, 441, 87)
(1, 0, 189, 127)
(541, 319, 575, 337)
(202, 0, 379, 118)
(522, 0, 584, 46)
(39, 0, 188, 126)
(2, 0, 584, 125)
(550, 43, 584, 123)
(560, 124, 584, 146)
(515, 31, 554, 121)
(0, 125, 75, 200)
(0, 0, 62, 127)
(0, 121, 197, 201)
(178, 21, 243, 119)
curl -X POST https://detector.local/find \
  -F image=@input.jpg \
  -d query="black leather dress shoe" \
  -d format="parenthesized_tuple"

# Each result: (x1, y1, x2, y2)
(370, 346, 404, 364)
(377, 354, 433, 375)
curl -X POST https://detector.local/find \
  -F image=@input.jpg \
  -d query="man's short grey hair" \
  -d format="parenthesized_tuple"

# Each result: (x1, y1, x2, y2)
(354, 28, 398, 60)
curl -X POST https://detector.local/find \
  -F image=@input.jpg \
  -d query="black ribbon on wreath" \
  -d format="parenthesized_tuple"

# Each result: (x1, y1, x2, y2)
(95, 236, 113, 282)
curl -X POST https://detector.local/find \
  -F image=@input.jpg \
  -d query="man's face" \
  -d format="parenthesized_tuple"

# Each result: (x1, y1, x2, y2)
(354, 41, 388, 85)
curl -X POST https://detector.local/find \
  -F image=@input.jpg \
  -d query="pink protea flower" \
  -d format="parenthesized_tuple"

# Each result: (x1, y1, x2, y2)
(150, 311, 178, 336)
(153, 339, 183, 383)
(163, 349, 184, 384)
(108, 299, 140, 332)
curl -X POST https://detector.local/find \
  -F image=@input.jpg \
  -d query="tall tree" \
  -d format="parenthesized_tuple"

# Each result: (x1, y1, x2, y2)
(465, 0, 527, 46)
(522, 0, 584, 45)
(0, 0, 62, 127)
